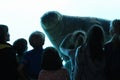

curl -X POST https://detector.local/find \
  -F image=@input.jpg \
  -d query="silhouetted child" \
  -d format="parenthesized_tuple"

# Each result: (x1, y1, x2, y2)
(38, 46, 70, 80)
(18, 31, 45, 80)
(13, 38, 28, 80)
(74, 25, 105, 80)
(13, 38, 28, 63)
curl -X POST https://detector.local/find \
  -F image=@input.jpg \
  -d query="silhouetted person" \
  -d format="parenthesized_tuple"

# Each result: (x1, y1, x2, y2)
(59, 30, 86, 80)
(74, 25, 105, 80)
(19, 31, 45, 80)
(104, 19, 120, 80)
(13, 38, 28, 80)
(13, 38, 28, 63)
(38, 46, 70, 80)
(0, 24, 18, 80)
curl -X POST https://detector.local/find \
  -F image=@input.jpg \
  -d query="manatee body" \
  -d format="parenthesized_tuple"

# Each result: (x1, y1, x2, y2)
(40, 11, 111, 60)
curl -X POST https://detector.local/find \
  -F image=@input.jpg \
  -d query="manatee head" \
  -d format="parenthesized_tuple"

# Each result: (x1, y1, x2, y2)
(41, 11, 62, 30)
(40, 11, 64, 49)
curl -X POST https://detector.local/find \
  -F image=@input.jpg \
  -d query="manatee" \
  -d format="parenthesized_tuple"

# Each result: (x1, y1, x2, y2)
(40, 11, 111, 61)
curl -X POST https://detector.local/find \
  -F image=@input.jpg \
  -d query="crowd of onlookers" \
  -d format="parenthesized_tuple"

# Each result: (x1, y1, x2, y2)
(59, 19, 120, 80)
(0, 19, 120, 80)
